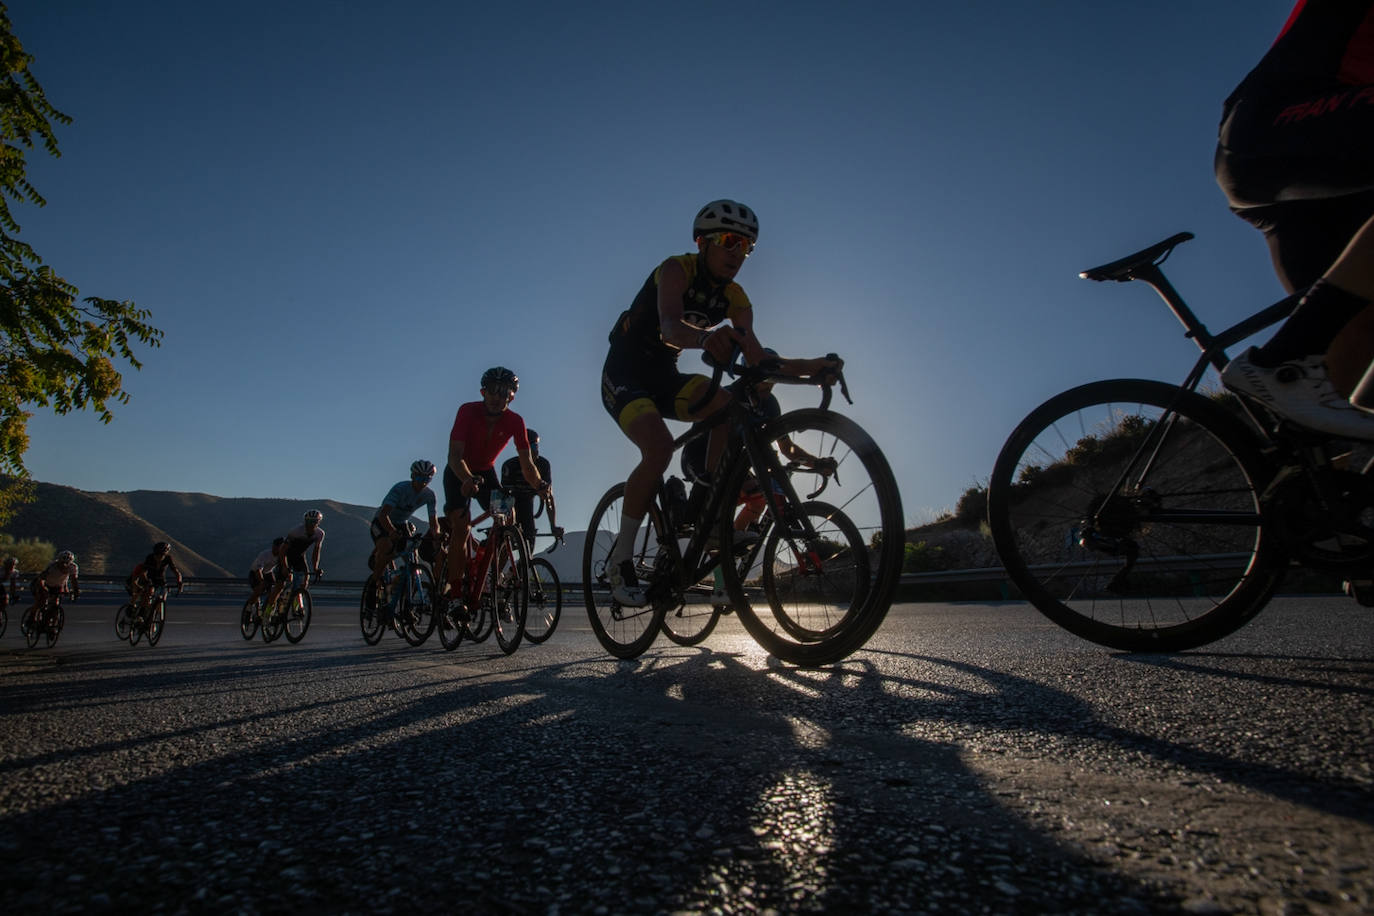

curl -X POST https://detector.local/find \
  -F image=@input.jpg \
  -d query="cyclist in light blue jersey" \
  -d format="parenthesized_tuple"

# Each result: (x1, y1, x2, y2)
(369, 459, 440, 577)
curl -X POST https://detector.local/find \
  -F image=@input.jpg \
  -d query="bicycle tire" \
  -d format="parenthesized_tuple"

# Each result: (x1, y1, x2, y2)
(582, 482, 665, 659)
(400, 565, 437, 646)
(147, 601, 166, 647)
(0, 603, 6, 639)
(757, 501, 870, 643)
(436, 595, 465, 650)
(986, 379, 1284, 652)
(128, 605, 143, 646)
(284, 590, 312, 644)
(46, 606, 63, 648)
(492, 527, 528, 655)
(522, 557, 562, 644)
(240, 597, 261, 641)
(262, 595, 286, 643)
(116, 603, 135, 641)
(660, 598, 721, 646)
(22, 606, 39, 648)
(359, 575, 385, 645)
(721, 409, 903, 666)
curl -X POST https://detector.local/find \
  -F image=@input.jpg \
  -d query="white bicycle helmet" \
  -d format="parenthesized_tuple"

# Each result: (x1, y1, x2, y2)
(304, 510, 324, 524)
(411, 459, 437, 480)
(693, 199, 759, 241)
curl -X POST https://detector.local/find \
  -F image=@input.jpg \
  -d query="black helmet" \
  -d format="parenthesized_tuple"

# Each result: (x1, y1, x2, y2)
(153, 541, 170, 554)
(481, 366, 518, 392)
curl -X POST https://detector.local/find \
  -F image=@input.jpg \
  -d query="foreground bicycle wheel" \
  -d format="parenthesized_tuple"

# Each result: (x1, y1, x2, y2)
(986, 379, 1283, 651)
(582, 482, 665, 659)
(284, 590, 312, 644)
(721, 409, 903, 666)
(46, 607, 63, 648)
(522, 556, 562, 644)
(262, 596, 286, 643)
(491, 528, 527, 655)
(116, 603, 135, 641)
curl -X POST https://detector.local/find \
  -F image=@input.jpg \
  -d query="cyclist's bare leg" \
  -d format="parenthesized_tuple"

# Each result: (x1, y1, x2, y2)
(611, 411, 675, 565)
(369, 536, 395, 581)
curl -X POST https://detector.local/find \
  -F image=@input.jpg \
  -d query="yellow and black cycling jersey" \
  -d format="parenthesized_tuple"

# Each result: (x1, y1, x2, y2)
(608, 252, 752, 358)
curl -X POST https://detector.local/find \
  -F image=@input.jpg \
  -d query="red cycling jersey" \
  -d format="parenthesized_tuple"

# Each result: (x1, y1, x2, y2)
(449, 402, 530, 471)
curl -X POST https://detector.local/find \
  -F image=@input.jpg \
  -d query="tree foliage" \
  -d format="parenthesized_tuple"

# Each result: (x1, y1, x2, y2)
(0, 4, 161, 524)
(0, 530, 51, 571)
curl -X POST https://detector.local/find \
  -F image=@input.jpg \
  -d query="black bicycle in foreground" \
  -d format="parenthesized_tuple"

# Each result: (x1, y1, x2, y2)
(988, 231, 1374, 651)
(584, 352, 904, 667)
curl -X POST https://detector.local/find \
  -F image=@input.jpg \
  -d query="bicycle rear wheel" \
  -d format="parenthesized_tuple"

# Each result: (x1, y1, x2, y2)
(660, 599, 721, 646)
(146, 601, 166, 646)
(986, 379, 1283, 652)
(582, 482, 665, 659)
(522, 557, 562, 644)
(400, 565, 437, 646)
(284, 590, 312, 644)
(262, 596, 286, 643)
(116, 603, 135, 641)
(23, 606, 39, 648)
(241, 597, 261, 640)
(721, 409, 903, 666)
(491, 528, 527, 655)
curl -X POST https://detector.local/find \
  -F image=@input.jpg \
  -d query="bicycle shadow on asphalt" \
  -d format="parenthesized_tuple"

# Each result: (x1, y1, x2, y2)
(0, 641, 1193, 912)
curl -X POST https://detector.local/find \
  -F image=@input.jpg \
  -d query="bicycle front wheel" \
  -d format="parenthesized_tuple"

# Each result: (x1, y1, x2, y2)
(46, 607, 63, 648)
(987, 379, 1284, 652)
(359, 576, 385, 645)
(522, 557, 562, 644)
(262, 598, 286, 643)
(400, 565, 437, 646)
(582, 482, 665, 659)
(491, 528, 528, 655)
(146, 601, 166, 647)
(23, 607, 39, 648)
(284, 590, 313, 644)
(116, 603, 135, 641)
(721, 409, 903, 666)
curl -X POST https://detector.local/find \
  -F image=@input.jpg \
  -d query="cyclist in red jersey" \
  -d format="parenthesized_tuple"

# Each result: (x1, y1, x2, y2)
(1216, 0, 1374, 438)
(442, 366, 550, 601)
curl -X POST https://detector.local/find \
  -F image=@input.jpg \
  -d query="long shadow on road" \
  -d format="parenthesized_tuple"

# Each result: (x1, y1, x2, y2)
(0, 640, 1201, 914)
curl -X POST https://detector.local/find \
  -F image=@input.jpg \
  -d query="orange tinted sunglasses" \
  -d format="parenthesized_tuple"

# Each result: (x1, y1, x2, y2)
(703, 231, 755, 256)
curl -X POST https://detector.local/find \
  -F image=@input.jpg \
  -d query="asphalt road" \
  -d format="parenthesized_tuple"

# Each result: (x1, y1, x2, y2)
(0, 592, 1370, 914)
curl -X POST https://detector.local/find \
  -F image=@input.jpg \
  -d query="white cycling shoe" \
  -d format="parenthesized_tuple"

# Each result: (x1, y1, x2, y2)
(1221, 347, 1374, 441)
(608, 559, 648, 607)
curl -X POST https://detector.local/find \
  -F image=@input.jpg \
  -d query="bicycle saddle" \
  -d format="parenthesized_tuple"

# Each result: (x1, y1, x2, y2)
(1079, 232, 1194, 282)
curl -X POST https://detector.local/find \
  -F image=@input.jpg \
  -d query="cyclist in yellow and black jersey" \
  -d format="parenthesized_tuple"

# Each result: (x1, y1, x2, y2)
(600, 199, 841, 606)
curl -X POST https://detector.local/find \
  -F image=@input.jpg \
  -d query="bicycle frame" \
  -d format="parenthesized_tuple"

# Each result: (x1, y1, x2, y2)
(1077, 234, 1303, 529)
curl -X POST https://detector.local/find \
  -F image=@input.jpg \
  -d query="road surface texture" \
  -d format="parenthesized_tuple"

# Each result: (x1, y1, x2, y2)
(0, 593, 1370, 914)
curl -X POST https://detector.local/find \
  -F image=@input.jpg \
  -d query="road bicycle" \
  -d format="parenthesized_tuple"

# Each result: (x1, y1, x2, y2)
(433, 488, 528, 654)
(0, 583, 12, 639)
(583, 353, 904, 666)
(115, 582, 179, 647)
(260, 570, 317, 644)
(987, 230, 1374, 652)
(522, 531, 563, 645)
(360, 525, 438, 646)
(21, 587, 70, 649)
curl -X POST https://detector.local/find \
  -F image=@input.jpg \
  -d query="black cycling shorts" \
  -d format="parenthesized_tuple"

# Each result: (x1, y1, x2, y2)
(600, 342, 711, 433)
(442, 465, 499, 516)
(1216, 82, 1374, 291)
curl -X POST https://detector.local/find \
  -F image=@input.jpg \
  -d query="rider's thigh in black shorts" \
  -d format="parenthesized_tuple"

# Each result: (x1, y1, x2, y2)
(1216, 81, 1374, 291)
(601, 343, 712, 433)
(442, 466, 499, 516)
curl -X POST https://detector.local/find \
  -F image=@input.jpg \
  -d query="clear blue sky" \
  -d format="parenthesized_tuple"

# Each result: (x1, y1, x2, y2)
(11, 1, 1295, 534)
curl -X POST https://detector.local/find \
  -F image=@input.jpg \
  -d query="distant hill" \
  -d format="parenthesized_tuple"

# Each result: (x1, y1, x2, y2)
(1, 481, 379, 577)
